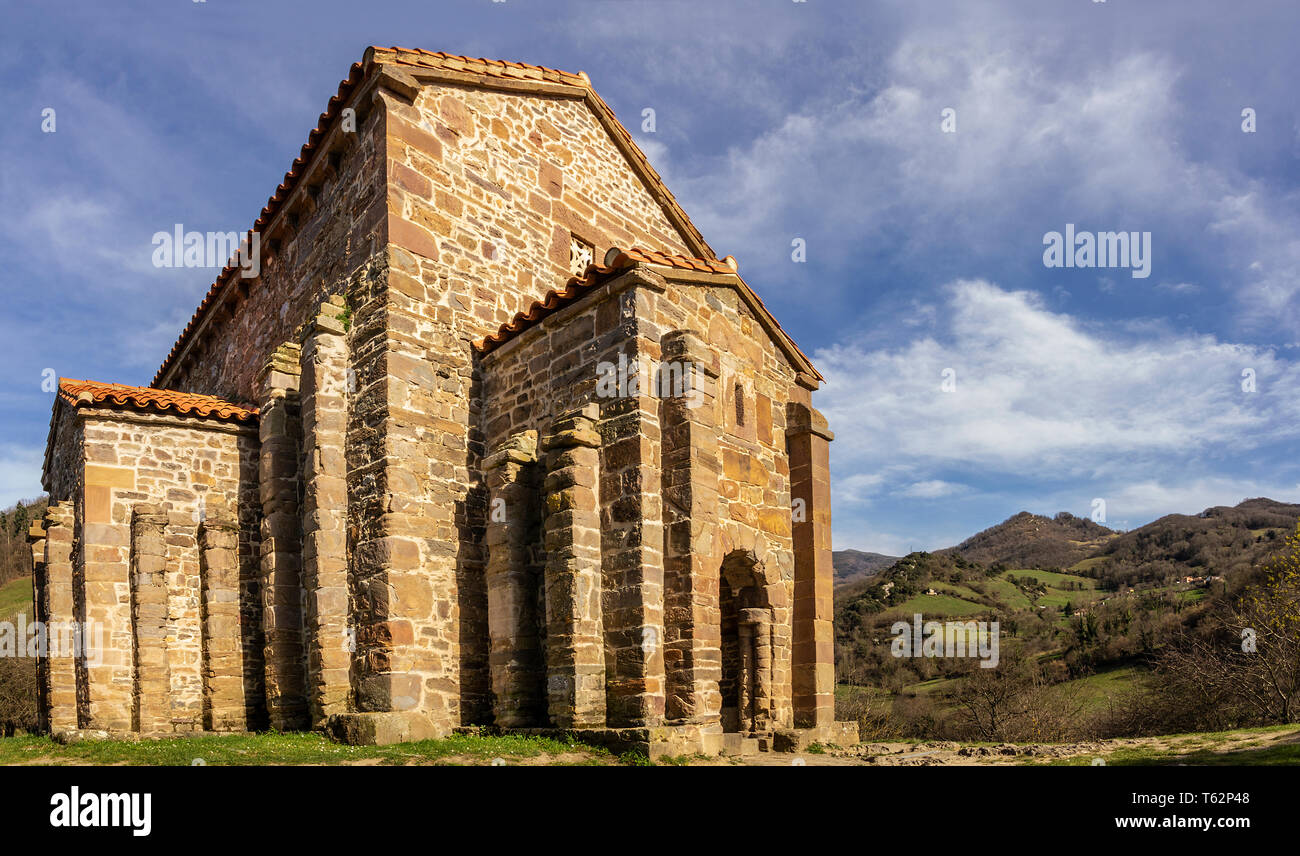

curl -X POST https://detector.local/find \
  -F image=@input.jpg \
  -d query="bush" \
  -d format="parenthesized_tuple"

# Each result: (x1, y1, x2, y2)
(0, 656, 38, 736)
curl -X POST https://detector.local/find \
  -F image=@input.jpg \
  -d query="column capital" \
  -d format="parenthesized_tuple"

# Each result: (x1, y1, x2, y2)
(785, 402, 834, 442)
(485, 430, 539, 469)
(298, 295, 348, 342)
(255, 342, 303, 395)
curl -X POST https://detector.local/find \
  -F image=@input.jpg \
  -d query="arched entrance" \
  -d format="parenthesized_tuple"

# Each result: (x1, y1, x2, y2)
(718, 549, 774, 734)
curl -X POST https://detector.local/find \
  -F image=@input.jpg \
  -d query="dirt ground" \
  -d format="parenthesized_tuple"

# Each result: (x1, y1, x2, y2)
(730, 726, 1300, 766)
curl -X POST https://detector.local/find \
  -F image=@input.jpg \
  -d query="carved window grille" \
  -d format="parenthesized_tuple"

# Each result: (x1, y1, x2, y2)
(570, 235, 594, 276)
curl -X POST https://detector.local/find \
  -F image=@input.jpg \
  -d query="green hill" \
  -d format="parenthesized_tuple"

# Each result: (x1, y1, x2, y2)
(0, 577, 32, 624)
(940, 510, 1116, 569)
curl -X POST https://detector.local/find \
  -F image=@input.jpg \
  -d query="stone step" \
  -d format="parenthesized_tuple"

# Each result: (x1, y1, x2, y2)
(720, 731, 777, 756)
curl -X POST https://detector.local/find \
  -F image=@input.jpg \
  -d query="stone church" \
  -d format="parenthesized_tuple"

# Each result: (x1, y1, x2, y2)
(31, 47, 853, 755)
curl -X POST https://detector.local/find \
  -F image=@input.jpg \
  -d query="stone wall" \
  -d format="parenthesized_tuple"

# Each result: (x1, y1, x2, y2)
(478, 263, 813, 734)
(163, 80, 390, 404)
(37, 406, 261, 734)
(636, 272, 804, 730)
(328, 78, 711, 738)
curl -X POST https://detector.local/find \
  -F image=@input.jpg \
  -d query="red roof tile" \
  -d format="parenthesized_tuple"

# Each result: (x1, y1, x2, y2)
(477, 246, 743, 354)
(606, 248, 738, 274)
(59, 379, 257, 422)
(475, 260, 627, 355)
(475, 248, 821, 385)
(373, 47, 589, 88)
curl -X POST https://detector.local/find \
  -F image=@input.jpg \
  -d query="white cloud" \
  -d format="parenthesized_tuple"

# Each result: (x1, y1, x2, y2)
(639, 27, 1300, 339)
(0, 444, 46, 507)
(819, 279, 1300, 487)
(1102, 478, 1300, 527)
(898, 479, 965, 499)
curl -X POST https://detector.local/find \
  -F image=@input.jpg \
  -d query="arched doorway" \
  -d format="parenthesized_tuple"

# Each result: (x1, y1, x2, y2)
(718, 549, 774, 734)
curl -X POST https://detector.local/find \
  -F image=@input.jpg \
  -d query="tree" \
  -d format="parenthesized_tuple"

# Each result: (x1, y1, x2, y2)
(949, 648, 1083, 742)
(1160, 523, 1300, 724)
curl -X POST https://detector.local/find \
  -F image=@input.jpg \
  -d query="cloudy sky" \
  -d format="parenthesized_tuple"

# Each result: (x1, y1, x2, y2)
(2, 0, 1298, 553)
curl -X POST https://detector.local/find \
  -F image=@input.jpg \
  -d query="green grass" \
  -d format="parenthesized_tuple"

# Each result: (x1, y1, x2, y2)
(995, 569, 1102, 612)
(1002, 568, 1097, 591)
(979, 577, 1034, 609)
(0, 731, 619, 766)
(0, 577, 32, 623)
(929, 582, 987, 602)
(892, 593, 987, 617)
(1048, 665, 1149, 712)
(906, 677, 962, 696)
(1044, 724, 1300, 766)
(836, 683, 889, 702)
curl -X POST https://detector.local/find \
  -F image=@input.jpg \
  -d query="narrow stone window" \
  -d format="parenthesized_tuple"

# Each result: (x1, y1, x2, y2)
(569, 234, 594, 276)
(734, 383, 745, 426)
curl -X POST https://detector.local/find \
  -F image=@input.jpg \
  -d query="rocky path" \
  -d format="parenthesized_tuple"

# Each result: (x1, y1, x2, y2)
(729, 725, 1300, 766)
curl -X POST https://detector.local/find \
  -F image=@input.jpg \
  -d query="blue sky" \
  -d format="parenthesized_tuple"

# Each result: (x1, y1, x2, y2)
(2, 0, 1299, 554)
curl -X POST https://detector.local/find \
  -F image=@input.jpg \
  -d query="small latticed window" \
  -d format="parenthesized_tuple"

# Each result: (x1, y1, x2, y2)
(569, 235, 594, 276)
(734, 383, 745, 426)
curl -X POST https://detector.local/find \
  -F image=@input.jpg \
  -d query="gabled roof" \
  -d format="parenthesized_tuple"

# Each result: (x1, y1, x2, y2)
(42, 379, 257, 492)
(151, 46, 716, 389)
(475, 247, 823, 384)
(58, 379, 258, 422)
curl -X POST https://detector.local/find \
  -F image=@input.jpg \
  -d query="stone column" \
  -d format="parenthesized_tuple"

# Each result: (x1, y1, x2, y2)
(298, 297, 352, 726)
(599, 375, 667, 725)
(742, 608, 773, 732)
(199, 499, 245, 731)
(787, 400, 835, 730)
(542, 405, 606, 728)
(738, 621, 753, 733)
(41, 503, 78, 733)
(484, 431, 544, 727)
(28, 521, 49, 732)
(130, 505, 172, 733)
(256, 343, 308, 730)
(81, 472, 134, 732)
(659, 330, 722, 724)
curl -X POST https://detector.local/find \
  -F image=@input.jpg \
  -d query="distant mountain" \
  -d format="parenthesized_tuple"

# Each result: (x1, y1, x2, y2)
(841, 497, 1300, 595)
(940, 510, 1116, 569)
(1088, 497, 1300, 589)
(833, 497, 1300, 740)
(833, 549, 900, 587)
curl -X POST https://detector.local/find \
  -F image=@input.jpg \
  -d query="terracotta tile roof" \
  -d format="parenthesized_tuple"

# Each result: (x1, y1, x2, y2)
(475, 247, 821, 384)
(476, 246, 740, 354)
(606, 247, 738, 274)
(476, 259, 629, 355)
(372, 47, 590, 88)
(152, 46, 715, 390)
(58, 379, 258, 423)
